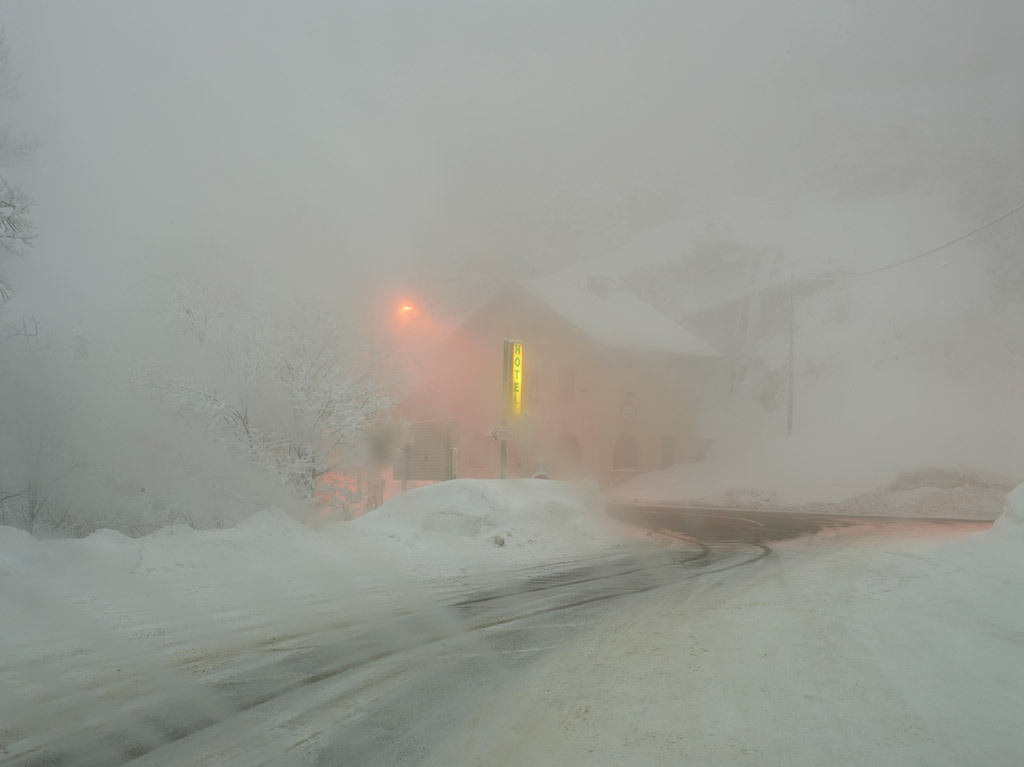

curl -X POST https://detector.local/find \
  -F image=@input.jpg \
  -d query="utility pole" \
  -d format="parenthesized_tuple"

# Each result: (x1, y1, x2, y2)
(787, 273, 795, 436)
(500, 340, 509, 479)
(401, 443, 408, 493)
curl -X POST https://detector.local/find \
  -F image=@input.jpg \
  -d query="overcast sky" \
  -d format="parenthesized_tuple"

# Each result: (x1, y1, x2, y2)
(3, 0, 1021, 331)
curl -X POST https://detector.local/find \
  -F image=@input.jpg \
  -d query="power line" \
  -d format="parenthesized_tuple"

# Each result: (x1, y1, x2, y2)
(787, 199, 1022, 437)
(809, 200, 1024, 281)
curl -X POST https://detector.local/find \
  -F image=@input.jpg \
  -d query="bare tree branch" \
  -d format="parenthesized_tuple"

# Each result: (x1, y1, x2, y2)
(6, 315, 50, 348)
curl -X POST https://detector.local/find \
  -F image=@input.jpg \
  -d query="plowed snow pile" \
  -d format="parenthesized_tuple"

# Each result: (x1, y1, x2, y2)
(831, 467, 1016, 519)
(0, 480, 625, 681)
(346, 479, 625, 567)
(611, 464, 1016, 520)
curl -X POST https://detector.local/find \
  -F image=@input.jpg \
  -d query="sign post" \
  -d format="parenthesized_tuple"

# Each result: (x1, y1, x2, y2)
(500, 341, 509, 479)
(448, 447, 459, 480)
(490, 425, 515, 442)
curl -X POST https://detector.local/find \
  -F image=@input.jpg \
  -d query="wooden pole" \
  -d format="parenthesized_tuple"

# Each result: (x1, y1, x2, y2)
(401, 443, 408, 493)
(500, 340, 509, 479)
(787, 273, 795, 436)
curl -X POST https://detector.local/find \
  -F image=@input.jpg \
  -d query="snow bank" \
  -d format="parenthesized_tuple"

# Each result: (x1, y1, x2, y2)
(610, 463, 1015, 520)
(0, 510, 377, 664)
(132, 508, 348, 576)
(996, 481, 1024, 527)
(0, 524, 141, 576)
(0, 509, 354, 581)
(836, 470, 1014, 520)
(0, 481, 624, 644)
(348, 479, 620, 557)
(0, 481, 627, 674)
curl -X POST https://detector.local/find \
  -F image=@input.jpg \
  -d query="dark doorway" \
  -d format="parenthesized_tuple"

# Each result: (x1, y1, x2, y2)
(613, 433, 639, 470)
(661, 435, 676, 469)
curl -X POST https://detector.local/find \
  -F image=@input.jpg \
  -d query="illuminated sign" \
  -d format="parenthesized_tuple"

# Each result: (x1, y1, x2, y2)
(499, 340, 524, 478)
(508, 340, 524, 418)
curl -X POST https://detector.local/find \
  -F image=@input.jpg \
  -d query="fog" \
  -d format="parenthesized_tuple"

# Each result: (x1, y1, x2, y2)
(1, 0, 1022, 534)
(2, 4, 1024, 764)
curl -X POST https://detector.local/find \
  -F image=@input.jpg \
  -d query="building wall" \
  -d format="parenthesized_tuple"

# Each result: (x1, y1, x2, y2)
(407, 284, 706, 483)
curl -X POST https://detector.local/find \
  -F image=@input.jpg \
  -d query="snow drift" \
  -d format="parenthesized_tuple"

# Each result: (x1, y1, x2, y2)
(349, 479, 618, 555)
(995, 480, 1024, 528)
(610, 463, 1016, 520)
(0, 480, 626, 677)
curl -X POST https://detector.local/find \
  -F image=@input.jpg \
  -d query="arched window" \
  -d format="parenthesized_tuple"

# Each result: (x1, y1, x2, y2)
(613, 433, 639, 470)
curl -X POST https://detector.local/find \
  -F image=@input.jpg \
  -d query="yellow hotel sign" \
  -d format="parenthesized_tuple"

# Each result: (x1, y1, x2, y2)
(508, 340, 524, 417)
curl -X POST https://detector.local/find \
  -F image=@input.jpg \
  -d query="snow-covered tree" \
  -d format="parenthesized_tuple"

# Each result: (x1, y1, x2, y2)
(141, 291, 395, 514)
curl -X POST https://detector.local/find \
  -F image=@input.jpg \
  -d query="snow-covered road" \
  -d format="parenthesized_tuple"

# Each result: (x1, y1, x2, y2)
(4, 481, 1021, 766)
(426, 516, 1022, 767)
(6, 537, 754, 766)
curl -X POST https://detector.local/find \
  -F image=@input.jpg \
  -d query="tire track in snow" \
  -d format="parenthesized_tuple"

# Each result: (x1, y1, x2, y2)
(4, 538, 770, 766)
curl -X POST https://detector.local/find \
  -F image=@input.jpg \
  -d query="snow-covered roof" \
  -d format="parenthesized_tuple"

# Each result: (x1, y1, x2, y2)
(518, 279, 720, 358)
